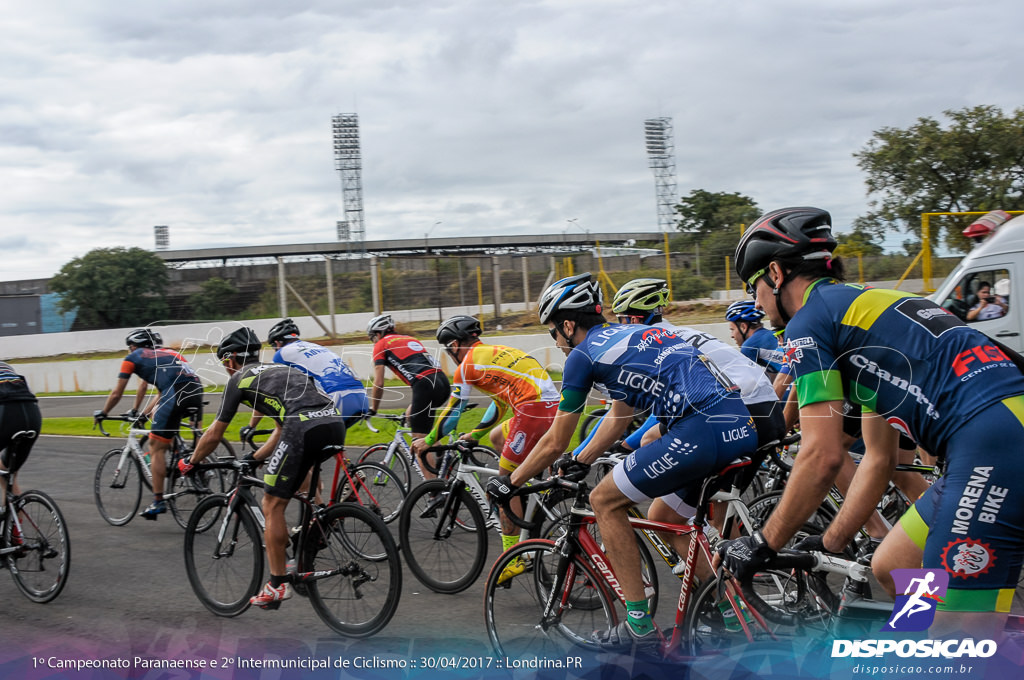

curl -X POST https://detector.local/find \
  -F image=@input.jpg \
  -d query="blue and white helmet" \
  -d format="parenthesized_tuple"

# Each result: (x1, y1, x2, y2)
(725, 299, 765, 323)
(538, 273, 603, 324)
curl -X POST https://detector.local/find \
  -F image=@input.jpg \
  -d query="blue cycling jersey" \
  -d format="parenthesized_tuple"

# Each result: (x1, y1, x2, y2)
(784, 279, 1024, 457)
(560, 323, 734, 421)
(273, 340, 364, 396)
(740, 327, 786, 374)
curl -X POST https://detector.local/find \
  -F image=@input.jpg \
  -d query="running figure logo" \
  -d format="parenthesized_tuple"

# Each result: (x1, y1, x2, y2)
(882, 568, 948, 632)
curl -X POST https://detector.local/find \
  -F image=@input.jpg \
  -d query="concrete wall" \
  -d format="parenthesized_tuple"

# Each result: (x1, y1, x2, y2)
(0, 302, 531, 361)
(15, 320, 737, 394)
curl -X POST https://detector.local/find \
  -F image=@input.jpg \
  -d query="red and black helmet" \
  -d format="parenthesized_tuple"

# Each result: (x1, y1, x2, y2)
(734, 207, 837, 284)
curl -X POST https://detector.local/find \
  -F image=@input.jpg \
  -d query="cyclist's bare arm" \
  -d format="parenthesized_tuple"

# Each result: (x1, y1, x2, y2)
(189, 419, 231, 464)
(576, 399, 633, 465)
(369, 364, 386, 412)
(131, 381, 149, 413)
(761, 400, 847, 550)
(509, 409, 581, 485)
(99, 376, 131, 415)
(822, 411, 900, 551)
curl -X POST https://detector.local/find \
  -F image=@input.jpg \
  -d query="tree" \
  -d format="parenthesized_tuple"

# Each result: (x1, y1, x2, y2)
(674, 189, 761, 234)
(835, 226, 884, 258)
(854, 105, 1024, 253)
(50, 247, 169, 329)
(187, 277, 238, 320)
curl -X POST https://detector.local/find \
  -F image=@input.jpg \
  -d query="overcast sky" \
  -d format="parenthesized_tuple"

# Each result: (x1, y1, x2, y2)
(2, 0, 1022, 281)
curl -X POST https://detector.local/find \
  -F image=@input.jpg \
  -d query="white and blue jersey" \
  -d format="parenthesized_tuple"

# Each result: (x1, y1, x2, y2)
(273, 340, 369, 422)
(561, 324, 758, 506)
(560, 324, 733, 422)
(740, 327, 786, 375)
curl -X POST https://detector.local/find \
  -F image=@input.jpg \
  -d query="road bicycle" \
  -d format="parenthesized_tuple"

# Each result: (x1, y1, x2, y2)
(93, 411, 235, 529)
(0, 430, 71, 603)
(182, 451, 402, 637)
(482, 456, 778, 660)
(356, 410, 499, 492)
(702, 545, 1024, 656)
(242, 427, 407, 525)
(397, 441, 571, 594)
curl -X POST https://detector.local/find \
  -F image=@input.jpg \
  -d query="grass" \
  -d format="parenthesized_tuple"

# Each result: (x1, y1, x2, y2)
(43, 404, 596, 450)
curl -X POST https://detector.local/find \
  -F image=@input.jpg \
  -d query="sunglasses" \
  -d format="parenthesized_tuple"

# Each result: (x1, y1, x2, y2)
(548, 326, 559, 341)
(745, 267, 768, 298)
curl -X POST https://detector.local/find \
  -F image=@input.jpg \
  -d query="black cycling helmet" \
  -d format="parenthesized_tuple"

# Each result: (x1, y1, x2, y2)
(267, 318, 300, 344)
(436, 315, 483, 346)
(126, 328, 160, 348)
(734, 207, 837, 286)
(538, 273, 603, 324)
(216, 327, 262, 361)
(367, 314, 395, 339)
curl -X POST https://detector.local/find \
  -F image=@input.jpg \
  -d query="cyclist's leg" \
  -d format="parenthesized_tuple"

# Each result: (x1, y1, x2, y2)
(496, 402, 556, 542)
(877, 402, 1024, 638)
(591, 400, 758, 643)
(407, 377, 444, 479)
(892, 438, 931, 503)
(0, 400, 41, 500)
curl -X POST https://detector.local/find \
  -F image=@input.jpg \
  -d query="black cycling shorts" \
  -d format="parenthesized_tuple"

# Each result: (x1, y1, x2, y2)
(408, 374, 451, 435)
(263, 419, 346, 499)
(0, 401, 42, 473)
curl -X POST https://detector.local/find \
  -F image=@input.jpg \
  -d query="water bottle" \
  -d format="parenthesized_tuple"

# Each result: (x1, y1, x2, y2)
(718, 600, 742, 632)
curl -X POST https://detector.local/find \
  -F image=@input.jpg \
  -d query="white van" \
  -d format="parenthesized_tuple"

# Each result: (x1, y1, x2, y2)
(930, 214, 1023, 352)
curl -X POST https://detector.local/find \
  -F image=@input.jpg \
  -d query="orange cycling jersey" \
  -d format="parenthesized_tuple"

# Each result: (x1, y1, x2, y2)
(424, 342, 559, 445)
(452, 343, 559, 408)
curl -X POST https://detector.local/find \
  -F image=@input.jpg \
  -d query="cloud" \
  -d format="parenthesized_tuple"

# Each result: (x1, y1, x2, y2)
(1, 0, 1022, 278)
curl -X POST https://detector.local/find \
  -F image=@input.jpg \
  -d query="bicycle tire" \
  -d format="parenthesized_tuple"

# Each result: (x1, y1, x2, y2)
(484, 539, 618, 659)
(6, 490, 71, 603)
(183, 495, 263, 617)
(93, 448, 143, 526)
(167, 450, 232, 530)
(399, 479, 488, 594)
(304, 503, 402, 638)
(357, 443, 413, 491)
(341, 462, 407, 524)
(684, 570, 835, 656)
(468, 444, 500, 468)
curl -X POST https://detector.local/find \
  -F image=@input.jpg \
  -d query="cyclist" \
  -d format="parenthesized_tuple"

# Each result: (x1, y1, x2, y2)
(605, 278, 784, 554)
(411, 315, 559, 579)
(0, 362, 41, 507)
(718, 206, 1024, 637)
(367, 314, 450, 477)
(93, 328, 203, 519)
(255, 318, 369, 428)
(180, 327, 346, 609)
(725, 299, 785, 379)
(487, 273, 758, 651)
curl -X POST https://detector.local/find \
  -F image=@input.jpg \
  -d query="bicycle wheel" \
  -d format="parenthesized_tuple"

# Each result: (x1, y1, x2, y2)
(304, 503, 402, 637)
(94, 448, 143, 526)
(468, 444, 500, 468)
(167, 451, 231, 530)
(684, 570, 834, 656)
(339, 462, 407, 524)
(183, 495, 263, 617)
(484, 539, 617, 659)
(399, 479, 488, 594)
(6, 490, 71, 603)
(357, 443, 413, 491)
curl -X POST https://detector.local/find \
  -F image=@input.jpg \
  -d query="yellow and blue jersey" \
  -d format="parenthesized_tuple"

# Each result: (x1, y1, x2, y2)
(784, 279, 1024, 456)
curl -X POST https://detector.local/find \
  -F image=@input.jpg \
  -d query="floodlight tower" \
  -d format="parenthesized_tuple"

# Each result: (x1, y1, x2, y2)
(644, 117, 678, 232)
(332, 114, 365, 243)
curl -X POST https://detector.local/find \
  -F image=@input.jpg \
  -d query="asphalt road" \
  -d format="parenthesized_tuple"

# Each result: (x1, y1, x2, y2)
(0, 435, 688, 679)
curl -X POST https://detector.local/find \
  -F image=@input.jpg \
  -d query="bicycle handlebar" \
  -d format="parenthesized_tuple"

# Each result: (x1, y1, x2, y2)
(93, 414, 149, 437)
(732, 549, 820, 627)
(492, 475, 585, 531)
(241, 428, 276, 451)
